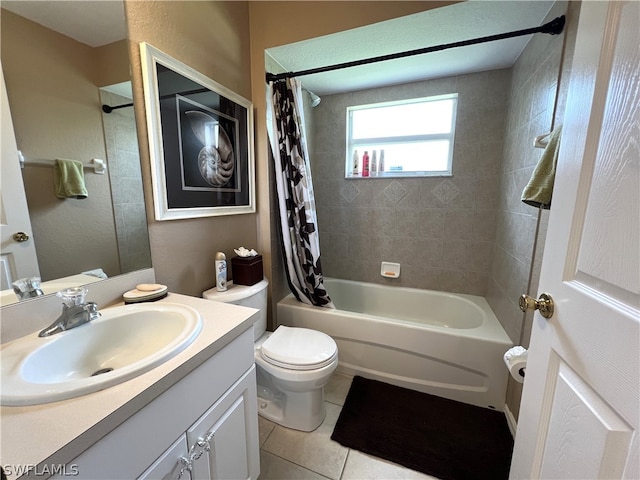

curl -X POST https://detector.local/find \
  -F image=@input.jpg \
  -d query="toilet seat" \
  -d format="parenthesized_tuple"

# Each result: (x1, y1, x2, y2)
(260, 326, 337, 371)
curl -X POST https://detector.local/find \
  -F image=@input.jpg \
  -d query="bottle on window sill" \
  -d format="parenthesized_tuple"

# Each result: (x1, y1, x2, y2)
(370, 150, 377, 177)
(352, 149, 359, 176)
(362, 151, 370, 177)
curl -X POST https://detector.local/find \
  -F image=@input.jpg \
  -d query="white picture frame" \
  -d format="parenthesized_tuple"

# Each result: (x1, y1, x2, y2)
(140, 42, 255, 220)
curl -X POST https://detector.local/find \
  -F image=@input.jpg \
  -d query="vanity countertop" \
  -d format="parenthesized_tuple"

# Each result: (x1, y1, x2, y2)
(0, 293, 258, 478)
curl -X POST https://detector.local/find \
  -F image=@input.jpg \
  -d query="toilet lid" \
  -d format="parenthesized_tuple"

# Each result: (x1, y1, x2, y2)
(261, 326, 337, 370)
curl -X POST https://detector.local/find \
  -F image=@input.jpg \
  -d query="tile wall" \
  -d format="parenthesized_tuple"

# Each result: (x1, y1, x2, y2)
(486, 1, 573, 420)
(486, 3, 566, 346)
(309, 70, 510, 296)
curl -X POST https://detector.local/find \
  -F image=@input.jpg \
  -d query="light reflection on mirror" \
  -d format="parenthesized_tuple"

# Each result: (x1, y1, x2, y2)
(0, 1, 151, 305)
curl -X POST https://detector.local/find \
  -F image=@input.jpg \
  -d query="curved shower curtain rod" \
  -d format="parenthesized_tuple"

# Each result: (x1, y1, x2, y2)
(265, 15, 565, 82)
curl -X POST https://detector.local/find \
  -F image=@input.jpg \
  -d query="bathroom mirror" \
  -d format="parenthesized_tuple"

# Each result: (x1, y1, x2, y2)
(0, 1, 151, 305)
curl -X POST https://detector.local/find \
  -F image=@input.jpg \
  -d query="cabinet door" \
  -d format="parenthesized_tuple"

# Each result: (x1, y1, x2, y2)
(187, 368, 259, 480)
(138, 435, 191, 480)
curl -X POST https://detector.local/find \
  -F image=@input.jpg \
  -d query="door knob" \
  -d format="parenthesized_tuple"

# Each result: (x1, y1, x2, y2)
(13, 232, 30, 242)
(519, 293, 554, 319)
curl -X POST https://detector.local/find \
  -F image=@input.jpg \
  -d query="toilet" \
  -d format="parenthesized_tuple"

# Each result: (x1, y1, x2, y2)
(203, 278, 338, 431)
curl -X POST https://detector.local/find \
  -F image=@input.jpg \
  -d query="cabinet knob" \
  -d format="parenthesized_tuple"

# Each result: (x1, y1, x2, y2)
(176, 456, 192, 480)
(177, 430, 215, 479)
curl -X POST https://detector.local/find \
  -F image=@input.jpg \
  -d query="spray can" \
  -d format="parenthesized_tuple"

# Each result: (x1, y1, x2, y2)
(215, 252, 227, 291)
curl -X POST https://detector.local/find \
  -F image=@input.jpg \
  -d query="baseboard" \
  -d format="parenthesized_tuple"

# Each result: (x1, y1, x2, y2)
(504, 404, 517, 438)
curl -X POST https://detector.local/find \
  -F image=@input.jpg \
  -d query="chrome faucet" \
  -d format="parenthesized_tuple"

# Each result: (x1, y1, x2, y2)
(12, 277, 44, 300)
(38, 287, 101, 337)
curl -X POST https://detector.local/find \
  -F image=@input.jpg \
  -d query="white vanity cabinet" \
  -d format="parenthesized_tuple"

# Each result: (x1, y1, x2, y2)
(139, 370, 257, 480)
(186, 375, 254, 480)
(51, 328, 259, 480)
(138, 436, 191, 480)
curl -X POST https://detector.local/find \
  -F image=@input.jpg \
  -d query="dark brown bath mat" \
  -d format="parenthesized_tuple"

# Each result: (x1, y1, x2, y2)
(331, 376, 514, 480)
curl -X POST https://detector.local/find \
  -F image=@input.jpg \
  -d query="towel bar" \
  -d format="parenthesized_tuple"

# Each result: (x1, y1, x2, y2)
(533, 133, 551, 148)
(18, 151, 107, 174)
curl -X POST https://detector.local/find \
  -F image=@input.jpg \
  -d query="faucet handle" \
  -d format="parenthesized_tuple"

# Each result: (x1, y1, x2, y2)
(12, 277, 44, 300)
(57, 287, 88, 307)
(86, 302, 101, 320)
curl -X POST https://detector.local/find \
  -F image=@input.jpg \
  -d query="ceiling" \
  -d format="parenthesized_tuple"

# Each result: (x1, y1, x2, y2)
(1, 0, 125, 48)
(2, 0, 555, 96)
(267, 0, 555, 96)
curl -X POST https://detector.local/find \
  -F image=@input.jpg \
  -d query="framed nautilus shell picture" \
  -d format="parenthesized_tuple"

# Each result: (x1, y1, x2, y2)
(140, 43, 255, 220)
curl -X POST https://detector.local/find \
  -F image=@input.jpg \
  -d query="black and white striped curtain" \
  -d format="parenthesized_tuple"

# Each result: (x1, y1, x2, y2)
(266, 78, 334, 308)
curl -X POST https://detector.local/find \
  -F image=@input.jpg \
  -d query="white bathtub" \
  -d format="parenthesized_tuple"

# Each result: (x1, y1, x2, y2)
(276, 278, 513, 411)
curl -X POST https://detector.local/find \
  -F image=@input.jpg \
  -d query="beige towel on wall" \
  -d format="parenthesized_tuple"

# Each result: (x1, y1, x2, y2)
(54, 159, 88, 199)
(521, 125, 562, 209)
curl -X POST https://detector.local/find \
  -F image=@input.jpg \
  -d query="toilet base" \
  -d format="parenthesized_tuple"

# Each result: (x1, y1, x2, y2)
(256, 386, 326, 432)
(255, 366, 329, 432)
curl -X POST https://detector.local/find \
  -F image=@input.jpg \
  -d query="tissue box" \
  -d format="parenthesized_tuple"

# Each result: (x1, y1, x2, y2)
(231, 255, 263, 286)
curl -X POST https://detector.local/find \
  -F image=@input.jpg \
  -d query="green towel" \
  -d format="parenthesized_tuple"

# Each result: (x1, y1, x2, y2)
(54, 159, 88, 199)
(521, 125, 562, 209)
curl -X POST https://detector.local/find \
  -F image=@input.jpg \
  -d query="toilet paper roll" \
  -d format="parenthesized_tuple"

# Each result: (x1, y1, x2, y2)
(503, 346, 528, 383)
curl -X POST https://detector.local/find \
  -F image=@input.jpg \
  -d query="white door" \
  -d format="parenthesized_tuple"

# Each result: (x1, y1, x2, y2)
(510, 2, 639, 479)
(0, 63, 39, 290)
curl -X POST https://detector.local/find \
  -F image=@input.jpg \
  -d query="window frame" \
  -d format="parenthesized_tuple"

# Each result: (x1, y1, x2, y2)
(345, 93, 458, 178)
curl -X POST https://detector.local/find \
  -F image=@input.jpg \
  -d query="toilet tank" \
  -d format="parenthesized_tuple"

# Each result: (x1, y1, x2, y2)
(202, 278, 268, 341)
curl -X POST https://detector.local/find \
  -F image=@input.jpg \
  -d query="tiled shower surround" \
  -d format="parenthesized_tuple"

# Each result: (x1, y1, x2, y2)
(310, 69, 511, 296)
(294, 1, 570, 423)
(486, 4, 566, 346)
(100, 90, 151, 274)
(487, 0, 572, 420)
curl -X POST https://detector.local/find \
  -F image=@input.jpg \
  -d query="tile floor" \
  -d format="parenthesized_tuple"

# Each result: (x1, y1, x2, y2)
(257, 373, 438, 480)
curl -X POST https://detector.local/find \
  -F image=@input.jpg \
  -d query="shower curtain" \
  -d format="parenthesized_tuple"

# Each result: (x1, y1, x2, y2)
(266, 78, 334, 308)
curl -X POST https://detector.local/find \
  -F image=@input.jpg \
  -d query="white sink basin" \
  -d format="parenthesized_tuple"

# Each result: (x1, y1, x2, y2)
(1, 303, 202, 406)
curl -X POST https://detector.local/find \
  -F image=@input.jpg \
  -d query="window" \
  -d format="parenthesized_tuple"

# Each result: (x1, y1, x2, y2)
(346, 94, 458, 178)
